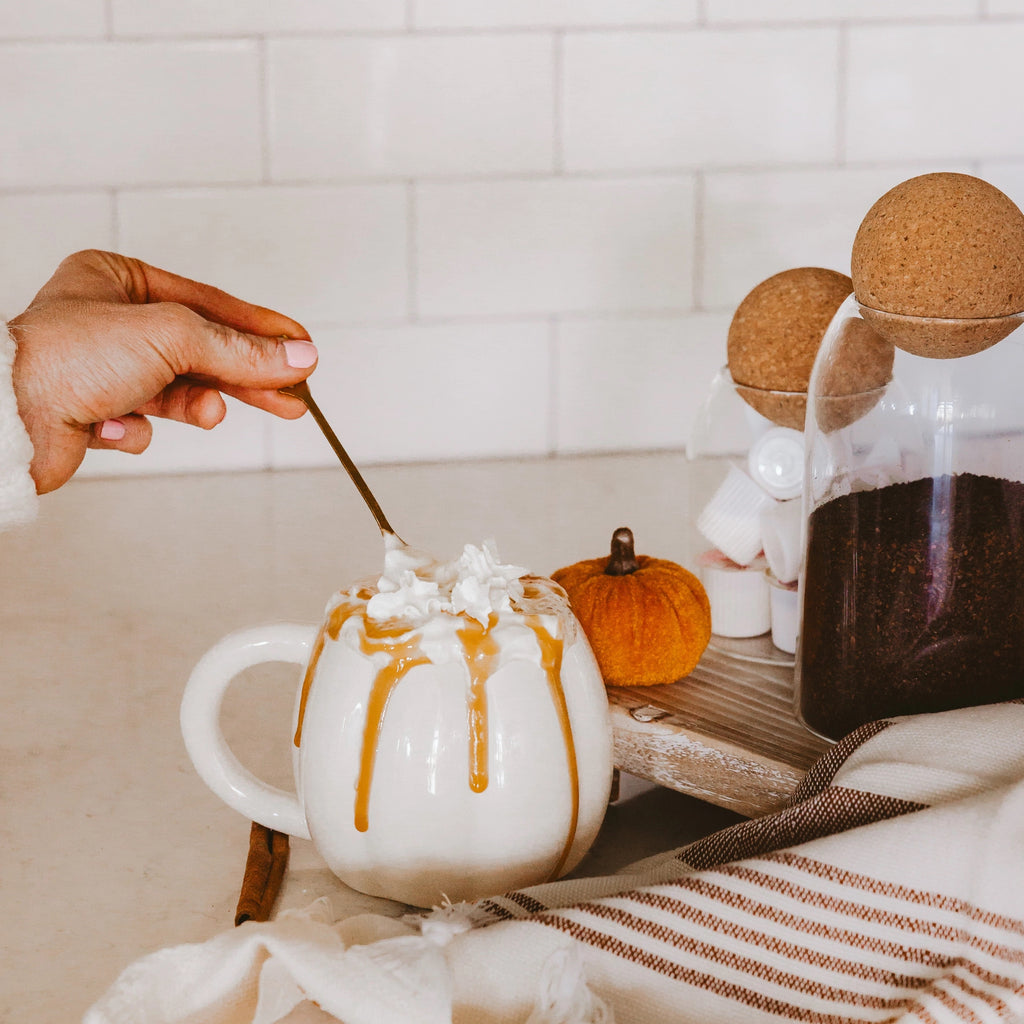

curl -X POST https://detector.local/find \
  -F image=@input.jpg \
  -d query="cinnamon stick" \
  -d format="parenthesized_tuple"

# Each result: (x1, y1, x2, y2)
(234, 822, 290, 926)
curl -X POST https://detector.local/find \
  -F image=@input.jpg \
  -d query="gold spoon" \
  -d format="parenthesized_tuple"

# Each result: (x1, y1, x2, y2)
(280, 380, 403, 542)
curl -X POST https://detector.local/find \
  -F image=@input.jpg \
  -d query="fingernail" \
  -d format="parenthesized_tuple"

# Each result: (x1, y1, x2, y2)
(99, 419, 126, 441)
(284, 340, 317, 368)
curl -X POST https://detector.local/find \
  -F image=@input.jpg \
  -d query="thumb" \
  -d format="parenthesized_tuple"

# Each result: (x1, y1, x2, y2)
(154, 305, 318, 413)
(133, 256, 312, 342)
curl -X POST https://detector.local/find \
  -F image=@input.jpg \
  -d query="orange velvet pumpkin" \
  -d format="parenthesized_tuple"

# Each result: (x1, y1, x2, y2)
(552, 527, 711, 687)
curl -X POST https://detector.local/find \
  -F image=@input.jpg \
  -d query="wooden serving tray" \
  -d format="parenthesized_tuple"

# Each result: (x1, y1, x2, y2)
(606, 646, 832, 819)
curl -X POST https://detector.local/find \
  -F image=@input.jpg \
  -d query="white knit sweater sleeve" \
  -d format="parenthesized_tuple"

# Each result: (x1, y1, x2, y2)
(0, 322, 39, 529)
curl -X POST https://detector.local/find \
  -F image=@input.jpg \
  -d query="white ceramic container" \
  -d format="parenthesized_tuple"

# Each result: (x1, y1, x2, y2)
(181, 575, 613, 908)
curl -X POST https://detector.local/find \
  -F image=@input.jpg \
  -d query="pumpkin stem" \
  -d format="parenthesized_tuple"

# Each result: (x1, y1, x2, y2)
(606, 527, 640, 576)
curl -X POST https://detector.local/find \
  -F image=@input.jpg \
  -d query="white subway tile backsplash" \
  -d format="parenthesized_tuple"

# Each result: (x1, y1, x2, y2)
(0, 193, 114, 317)
(978, 162, 1024, 210)
(268, 35, 554, 180)
(76, 397, 270, 478)
(416, 177, 695, 318)
(412, 0, 698, 28)
(267, 322, 551, 467)
(0, 42, 262, 188)
(116, 185, 408, 325)
(6, 8, 1023, 477)
(701, 165, 967, 311)
(110, 0, 405, 36)
(846, 23, 1024, 163)
(555, 313, 730, 453)
(707, 0, 976, 22)
(0, 0, 105, 39)
(562, 28, 838, 172)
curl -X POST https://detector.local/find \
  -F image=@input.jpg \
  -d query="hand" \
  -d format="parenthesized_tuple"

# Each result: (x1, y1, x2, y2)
(9, 249, 317, 494)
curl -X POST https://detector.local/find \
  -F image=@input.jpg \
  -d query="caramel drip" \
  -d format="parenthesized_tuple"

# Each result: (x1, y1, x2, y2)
(294, 599, 360, 747)
(456, 614, 501, 793)
(354, 630, 431, 833)
(292, 592, 580, 864)
(293, 624, 327, 747)
(528, 615, 579, 881)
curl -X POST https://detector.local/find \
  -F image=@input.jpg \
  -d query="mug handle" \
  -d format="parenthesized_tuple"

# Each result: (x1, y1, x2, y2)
(180, 623, 318, 840)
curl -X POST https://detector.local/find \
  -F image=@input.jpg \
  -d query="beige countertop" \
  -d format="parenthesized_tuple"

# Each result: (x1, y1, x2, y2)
(1, 451, 753, 1023)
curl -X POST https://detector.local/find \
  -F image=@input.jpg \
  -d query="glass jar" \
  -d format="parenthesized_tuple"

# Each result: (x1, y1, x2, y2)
(796, 295, 1024, 740)
(687, 366, 806, 663)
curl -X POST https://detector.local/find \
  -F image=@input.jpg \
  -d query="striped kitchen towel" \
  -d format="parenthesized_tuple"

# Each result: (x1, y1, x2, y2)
(86, 701, 1024, 1024)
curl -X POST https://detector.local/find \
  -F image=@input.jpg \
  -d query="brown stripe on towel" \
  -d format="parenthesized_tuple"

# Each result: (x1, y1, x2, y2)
(572, 899, 945, 991)
(580, 887, 1024, 1011)
(476, 890, 548, 922)
(944, 971, 1019, 1019)
(676, 787, 925, 871)
(606, 889, 955, 974)
(790, 719, 895, 803)
(537, 914, 911, 1022)
(476, 899, 515, 921)
(709, 861, 1024, 957)
(504, 891, 548, 914)
(537, 866, 1024, 1021)
(766, 851, 1024, 939)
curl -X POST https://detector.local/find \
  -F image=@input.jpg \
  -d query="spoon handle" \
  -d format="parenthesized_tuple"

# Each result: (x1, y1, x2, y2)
(280, 381, 401, 540)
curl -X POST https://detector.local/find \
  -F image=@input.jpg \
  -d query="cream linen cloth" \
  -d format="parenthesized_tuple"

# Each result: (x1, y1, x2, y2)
(86, 701, 1024, 1024)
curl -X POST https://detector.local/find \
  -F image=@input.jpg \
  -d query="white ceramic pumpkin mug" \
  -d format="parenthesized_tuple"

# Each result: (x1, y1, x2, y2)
(180, 565, 614, 908)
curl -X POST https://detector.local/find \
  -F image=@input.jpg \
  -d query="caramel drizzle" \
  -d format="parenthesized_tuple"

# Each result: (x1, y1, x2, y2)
(353, 631, 431, 833)
(293, 622, 328, 748)
(292, 596, 580, 876)
(529, 615, 580, 881)
(456, 614, 500, 793)
(293, 598, 360, 747)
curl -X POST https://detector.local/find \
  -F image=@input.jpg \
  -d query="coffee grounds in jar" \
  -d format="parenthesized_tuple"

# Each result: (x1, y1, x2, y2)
(798, 472, 1024, 740)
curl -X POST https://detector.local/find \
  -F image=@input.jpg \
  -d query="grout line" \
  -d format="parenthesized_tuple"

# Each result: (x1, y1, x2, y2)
(258, 35, 272, 184)
(2, 158, 997, 199)
(547, 317, 560, 455)
(295, 309, 723, 334)
(109, 188, 120, 251)
(552, 31, 565, 175)
(692, 171, 705, 312)
(407, 181, 418, 321)
(836, 24, 847, 167)
(690, 14, 997, 30)
(3, 14, 1024, 45)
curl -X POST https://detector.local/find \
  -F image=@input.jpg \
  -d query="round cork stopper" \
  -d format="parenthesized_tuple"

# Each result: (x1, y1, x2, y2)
(852, 173, 1024, 357)
(813, 315, 895, 433)
(733, 384, 807, 432)
(727, 267, 853, 428)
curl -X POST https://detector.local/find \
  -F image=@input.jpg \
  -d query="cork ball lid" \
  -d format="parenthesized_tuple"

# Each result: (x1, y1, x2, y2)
(851, 173, 1024, 357)
(727, 267, 853, 428)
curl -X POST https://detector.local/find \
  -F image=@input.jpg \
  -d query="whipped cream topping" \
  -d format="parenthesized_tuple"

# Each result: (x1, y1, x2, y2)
(365, 536, 527, 628)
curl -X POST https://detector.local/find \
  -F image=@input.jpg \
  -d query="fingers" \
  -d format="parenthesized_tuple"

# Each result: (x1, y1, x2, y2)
(15, 250, 319, 494)
(48, 250, 312, 343)
(138, 380, 308, 422)
(43, 250, 319, 403)
(88, 414, 153, 454)
(133, 377, 308, 425)
(134, 380, 227, 429)
(136, 301, 315, 384)
(215, 384, 310, 419)
(136, 260, 311, 341)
